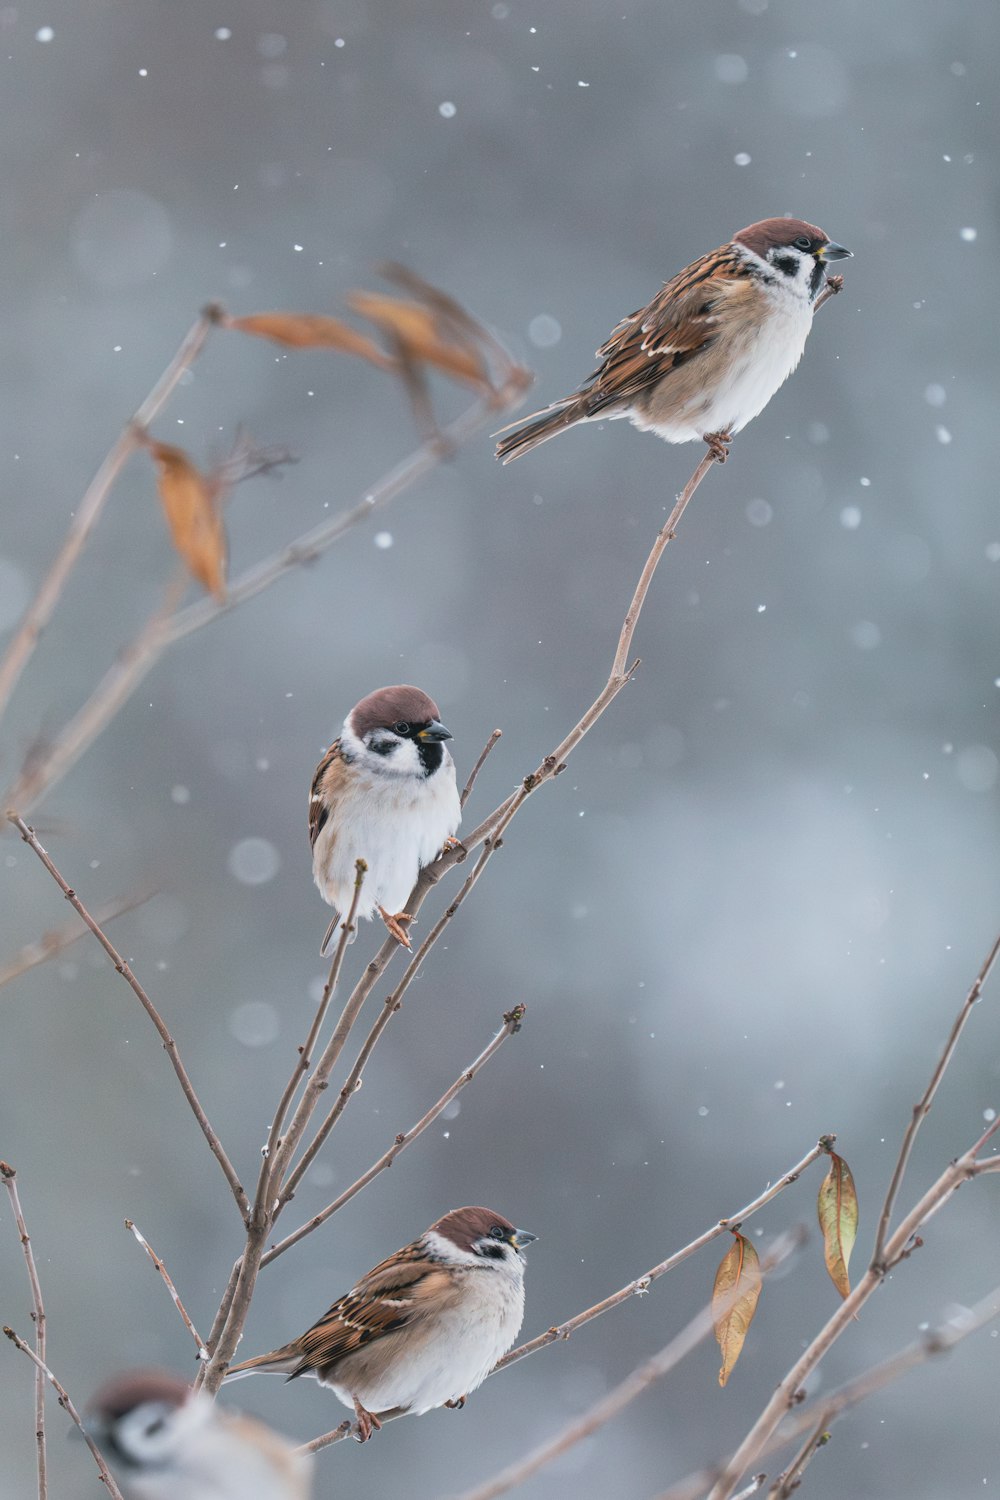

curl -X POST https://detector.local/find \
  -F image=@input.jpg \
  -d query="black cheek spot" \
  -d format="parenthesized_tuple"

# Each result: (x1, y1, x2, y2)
(478, 1242, 508, 1261)
(771, 254, 799, 279)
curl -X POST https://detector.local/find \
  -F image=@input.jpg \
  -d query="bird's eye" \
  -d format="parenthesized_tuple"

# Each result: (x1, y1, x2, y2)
(393, 722, 410, 736)
(489, 1224, 507, 1240)
(794, 235, 812, 251)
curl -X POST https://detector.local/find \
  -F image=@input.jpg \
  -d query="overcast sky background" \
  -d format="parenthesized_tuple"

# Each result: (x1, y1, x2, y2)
(1, 2, 999, 1498)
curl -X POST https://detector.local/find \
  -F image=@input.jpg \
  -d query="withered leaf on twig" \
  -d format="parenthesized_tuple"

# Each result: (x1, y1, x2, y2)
(817, 1151, 859, 1299)
(145, 440, 227, 601)
(713, 1232, 763, 1386)
(347, 290, 490, 390)
(227, 312, 396, 370)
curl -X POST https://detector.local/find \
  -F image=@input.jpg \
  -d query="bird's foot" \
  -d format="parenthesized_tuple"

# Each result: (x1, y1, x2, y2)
(442, 835, 464, 854)
(352, 1397, 382, 1443)
(703, 430, 732, 464)
(445, 1395, 467, 1410)
(378, 907, 413, 949)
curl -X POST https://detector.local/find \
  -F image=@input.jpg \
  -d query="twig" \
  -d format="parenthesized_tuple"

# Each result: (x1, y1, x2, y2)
(494, 1139, 829, 1375)
(706, 1114, 1000, 1499)
(461, 729, 502, 809)
(0, 890, 151, 992)
(452, 1231, 805, 1500)
(7, 815, 249, 1219)
(3, 1327, 124, 1500)
(0, 306, 219, 727)
(256, 863, 367, 1219)
(277, 830, 508, 1208)
(872, 932, 1000, 1266)
(6, 577, 186, 813)
(5, 374, 527, 820)
(262, 1005, 525, 1266)
(733, 1480, 767, 1500)
(124, 1220, 209, 1360)
(813, 274, 844, 313)
(651, 1283, 1000, 1500)
(766, 1423, 829, 1499)
(1, 1164, 46, 1499)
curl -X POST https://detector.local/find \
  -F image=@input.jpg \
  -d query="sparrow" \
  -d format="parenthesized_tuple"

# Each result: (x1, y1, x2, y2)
(225, 1205, 537, 1442)
(87, 1369, 313, 1500)
(309, 684, 461, 953)
(495, 217, 851, 465)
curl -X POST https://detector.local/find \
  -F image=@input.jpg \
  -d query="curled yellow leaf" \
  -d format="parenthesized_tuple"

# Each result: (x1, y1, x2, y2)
(347, 290, 489, 389)
(147, 441, 227, 601)
(227, 312, 396, 370)
(713, 1232, 762, 1387)
(817, 1151, 859, 1299)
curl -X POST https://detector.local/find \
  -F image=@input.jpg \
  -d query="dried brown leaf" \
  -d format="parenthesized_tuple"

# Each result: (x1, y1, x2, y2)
(348, 290, 489, 389)
(227, 313, 396, 370)
(147, 441, 227, 601)
(713, 1232, 763, 1387)
(817, 1151, 859, 1299)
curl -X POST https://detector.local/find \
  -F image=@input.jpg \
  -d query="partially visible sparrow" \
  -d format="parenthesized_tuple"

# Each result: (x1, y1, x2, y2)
(87, 1369, 312, 1500)
(495, 216, 851, 465)
(226, 1205, 537, 1442)
(310, 684, 461, 952)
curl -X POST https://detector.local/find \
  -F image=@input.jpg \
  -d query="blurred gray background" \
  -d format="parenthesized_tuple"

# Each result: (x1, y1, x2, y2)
(1, 1, 999, 1497)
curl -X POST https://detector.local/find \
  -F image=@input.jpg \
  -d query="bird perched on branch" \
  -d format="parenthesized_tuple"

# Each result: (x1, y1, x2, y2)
(495, 217, 851, 466)
(309, 684, 461, 952)
(226, 1206, 537, 1442)
(88, 1370, 312, 1499)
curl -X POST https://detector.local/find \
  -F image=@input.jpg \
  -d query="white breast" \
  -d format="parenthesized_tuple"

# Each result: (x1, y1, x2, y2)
(329, 1265, 525, 1417)
(635, 277, 815, 445)
(313, 754, 461, 921)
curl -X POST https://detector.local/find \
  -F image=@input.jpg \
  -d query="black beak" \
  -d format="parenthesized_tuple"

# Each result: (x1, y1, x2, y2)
(417, 718, 452, 743)
(819, 241, 852, 262)
(512, 1228, 537, 1250)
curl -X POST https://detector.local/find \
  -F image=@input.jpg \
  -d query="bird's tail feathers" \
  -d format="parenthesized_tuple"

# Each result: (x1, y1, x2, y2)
(224, 1348, 302, 1382)
(494, 398, 584, 463)
(319, 911, 341, 956)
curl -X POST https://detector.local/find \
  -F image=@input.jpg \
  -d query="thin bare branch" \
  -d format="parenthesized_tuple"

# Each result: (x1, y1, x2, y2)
(277, 829, 507, 1206)
(162, 366, 529, 650)
(262, 1005, 525, 1266)
(1, 1164, 47, 1499)
(0, 890, 151, 992)
(706, 1115, 1000, 1500)
(3, 1327, 124, 1500)
(7, 815, 249, 1219)
(256, 862, 367, 1220)
(495, 1139, 829, 1375)
(813, 274, 844, 313)
(461, 729, 502, 809)
(873, 931, 1000, 1266)
(124, 1220, 209, 1361)
(453, 1231, 805, 1500)
(7, 577, 187, 813)
(733, 1480, 767, 1500)
(5, 374, 528, 820)
(0, 306, 219, 727)
(652, 1283, 1000, 1500)
(766, 1423, 829, 1499)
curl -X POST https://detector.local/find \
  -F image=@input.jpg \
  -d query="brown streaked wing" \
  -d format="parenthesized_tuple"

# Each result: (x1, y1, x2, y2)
(587, 244, 744, 413)
(308, 739, 344, 850)
(294, 1246, 455, 1371)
